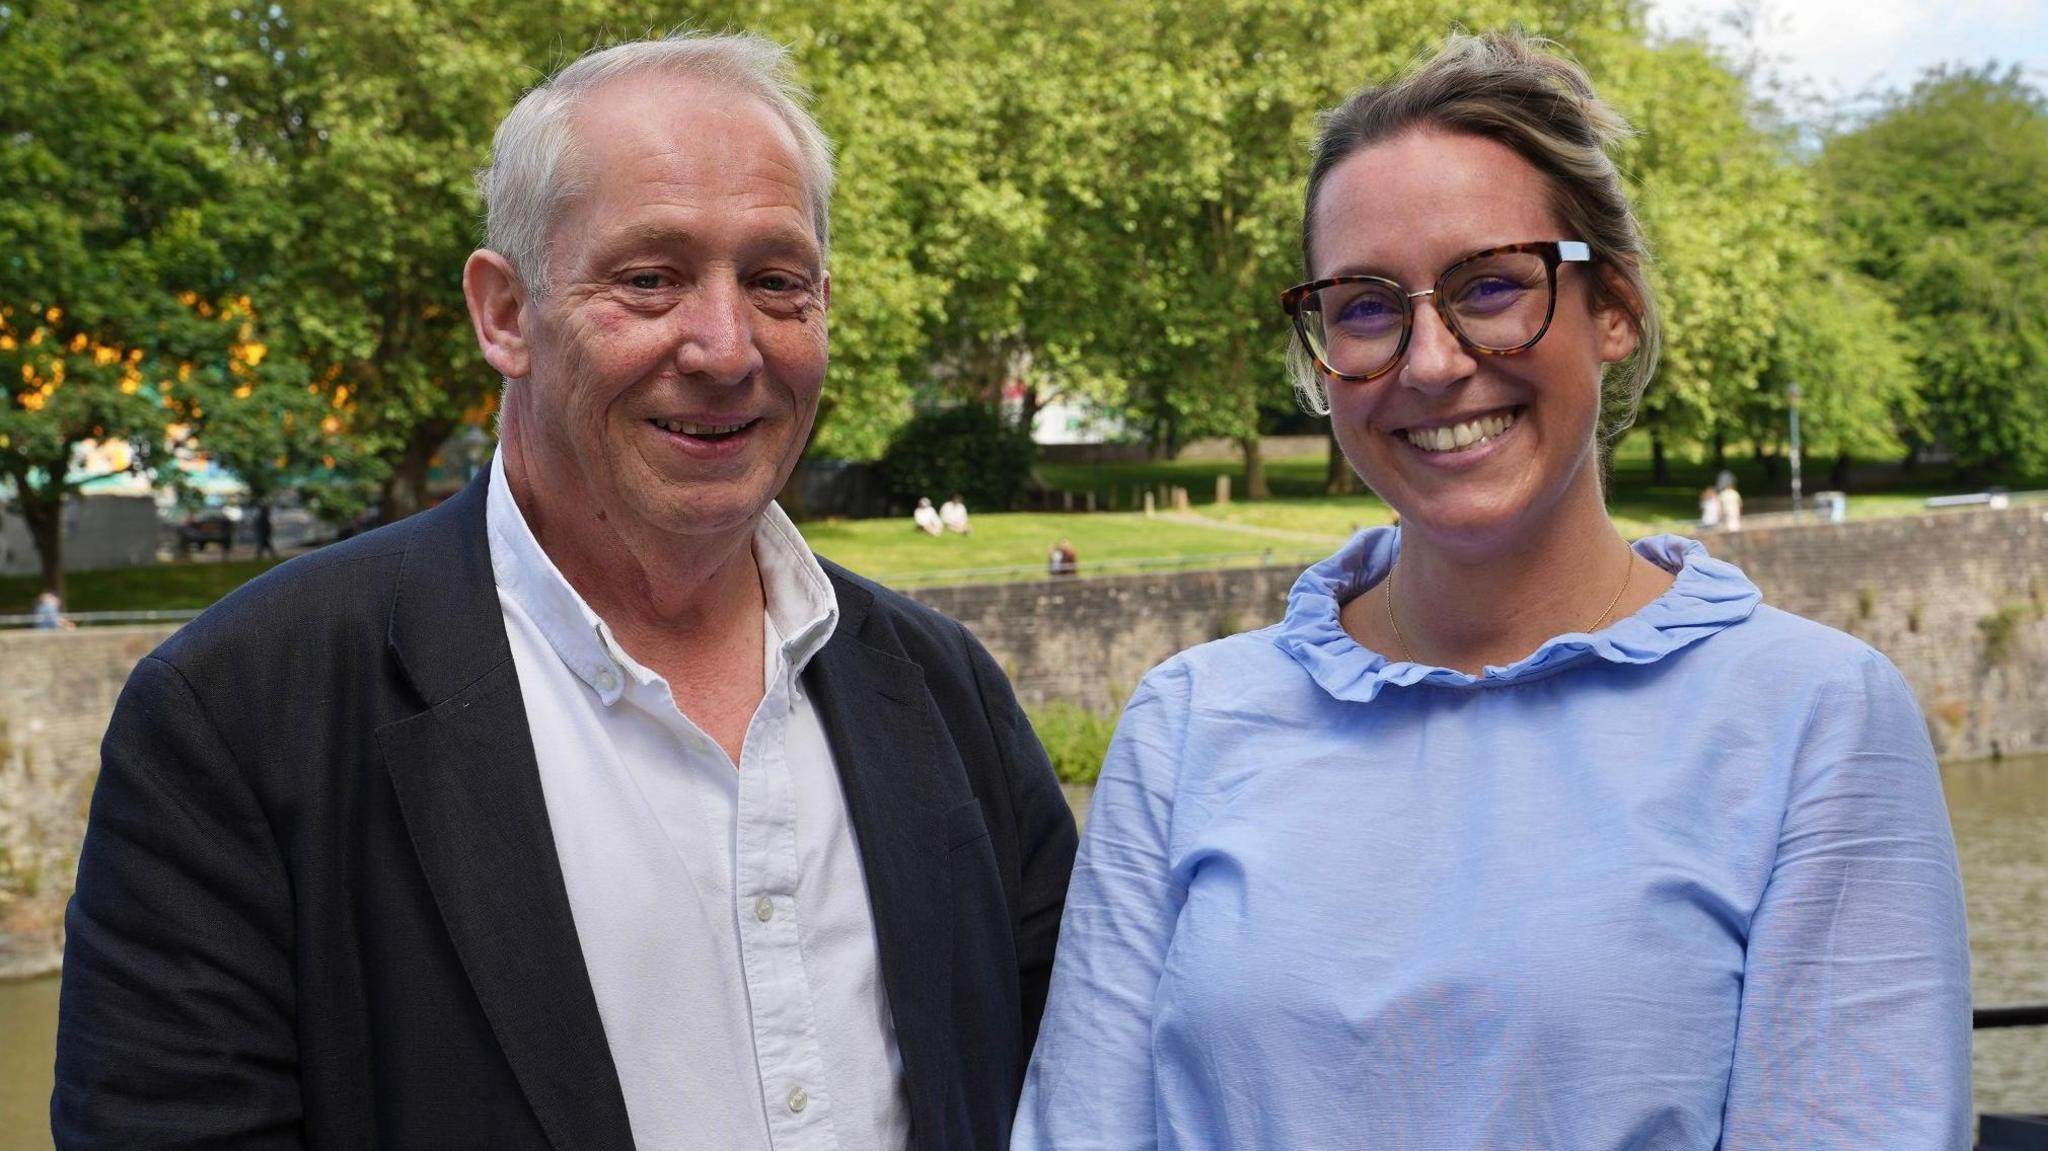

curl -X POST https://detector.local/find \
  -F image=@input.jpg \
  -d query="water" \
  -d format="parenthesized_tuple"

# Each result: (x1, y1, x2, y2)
(2, 756, 2045, 1146)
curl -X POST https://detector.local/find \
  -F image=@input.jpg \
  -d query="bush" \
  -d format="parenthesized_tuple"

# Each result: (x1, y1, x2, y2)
(1028, 701, 1120, 785)
(881, 404, 1034, 511)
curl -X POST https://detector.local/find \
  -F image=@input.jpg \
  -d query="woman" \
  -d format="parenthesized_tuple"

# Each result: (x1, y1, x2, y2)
(1015, 32, 1969, 1151)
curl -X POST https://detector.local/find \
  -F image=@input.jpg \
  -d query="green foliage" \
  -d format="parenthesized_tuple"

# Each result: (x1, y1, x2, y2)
(1028, 700, 1121, 785)
(1978, 602, 2028, 668)
(0, 0, 315, 592)
(1820, 66, 2048, 476)
(881, 404, 1035, 510)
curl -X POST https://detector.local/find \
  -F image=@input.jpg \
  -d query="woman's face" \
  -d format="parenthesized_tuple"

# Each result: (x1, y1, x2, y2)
(1311, 128, 1635, 559)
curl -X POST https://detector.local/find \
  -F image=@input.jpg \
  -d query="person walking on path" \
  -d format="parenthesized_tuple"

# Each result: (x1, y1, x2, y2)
(253, 501, 277, 560)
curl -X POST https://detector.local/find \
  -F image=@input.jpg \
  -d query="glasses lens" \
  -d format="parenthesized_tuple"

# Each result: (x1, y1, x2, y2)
(1442, 251, 1551, 352)
(1303, 280, 1405, 378)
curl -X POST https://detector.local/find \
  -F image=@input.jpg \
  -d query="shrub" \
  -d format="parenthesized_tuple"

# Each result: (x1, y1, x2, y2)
(1028, 701, 1120, 785)
(881, 403, 1034, 511)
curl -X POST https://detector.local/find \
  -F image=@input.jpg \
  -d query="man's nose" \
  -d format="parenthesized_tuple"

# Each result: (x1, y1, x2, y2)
(671, 279, 765, 384)
(1398, 294, 1475, 393)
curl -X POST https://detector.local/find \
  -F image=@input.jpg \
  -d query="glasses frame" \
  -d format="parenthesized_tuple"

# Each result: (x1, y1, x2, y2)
(1280, 240, 1593, 383)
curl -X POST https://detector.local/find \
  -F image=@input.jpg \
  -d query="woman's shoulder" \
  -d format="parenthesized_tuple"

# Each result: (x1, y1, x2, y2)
(1137, 624, 1308, 697)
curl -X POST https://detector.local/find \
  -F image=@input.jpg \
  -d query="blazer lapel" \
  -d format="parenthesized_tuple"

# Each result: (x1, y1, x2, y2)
(376, 478, 635, 1151)
(806, 576, 958, 1144)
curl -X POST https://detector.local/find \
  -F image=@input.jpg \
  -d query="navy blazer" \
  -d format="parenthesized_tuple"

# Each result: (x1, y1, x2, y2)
(54, 476, 1078, 1150)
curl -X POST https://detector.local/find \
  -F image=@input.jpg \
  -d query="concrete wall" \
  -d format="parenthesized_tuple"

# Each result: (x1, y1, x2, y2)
(1, 495, 161, 577)
(2, 504, 2044, 976)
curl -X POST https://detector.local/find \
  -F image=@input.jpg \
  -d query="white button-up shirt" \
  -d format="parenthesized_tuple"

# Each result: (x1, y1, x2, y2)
(486, 452, 910, 1150)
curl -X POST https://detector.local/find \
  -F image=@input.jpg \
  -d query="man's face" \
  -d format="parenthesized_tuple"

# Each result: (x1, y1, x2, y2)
(509, 73, 828, 550)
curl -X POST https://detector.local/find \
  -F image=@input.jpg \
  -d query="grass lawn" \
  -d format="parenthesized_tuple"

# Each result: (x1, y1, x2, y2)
(0, 556, 288, 617)
(799, 510, 1322, 586)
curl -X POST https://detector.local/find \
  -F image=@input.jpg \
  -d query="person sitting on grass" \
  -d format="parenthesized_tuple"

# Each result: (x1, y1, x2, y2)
(913, 496, 944, 536)
(940, 493, 971, 535)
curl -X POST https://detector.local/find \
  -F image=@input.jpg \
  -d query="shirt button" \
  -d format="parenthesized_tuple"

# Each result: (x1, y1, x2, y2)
(594, 668, 618, 692)
(755, 896, 775, 922)
(786, 1085, 808, 1114)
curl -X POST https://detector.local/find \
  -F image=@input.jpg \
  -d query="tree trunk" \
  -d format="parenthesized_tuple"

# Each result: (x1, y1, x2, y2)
(1759, 447, 1781, 484)
(1829, 451, 1851, 490)
(1711, 432, 1727, 471)
(1239, 435, 1270, 501)
(1324, 424, 1360, 495)
(15, 477, 66, 601)
(1017, 383, 1041, 439)
(380, 419, 454, 522)
(1650, 430, 1670, 485)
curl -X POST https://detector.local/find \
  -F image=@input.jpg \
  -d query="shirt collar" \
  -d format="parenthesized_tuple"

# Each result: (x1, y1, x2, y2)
(485, 449, 838, 707)
(1275, 527, 1762, 703)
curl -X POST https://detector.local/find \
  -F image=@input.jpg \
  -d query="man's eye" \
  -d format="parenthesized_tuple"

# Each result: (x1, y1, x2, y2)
(625, 272, 668, 291)
(754, 273, 807, 294)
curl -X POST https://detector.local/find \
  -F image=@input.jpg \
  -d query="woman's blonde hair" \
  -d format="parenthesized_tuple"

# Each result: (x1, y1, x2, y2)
(1291, 30, 1659, 449)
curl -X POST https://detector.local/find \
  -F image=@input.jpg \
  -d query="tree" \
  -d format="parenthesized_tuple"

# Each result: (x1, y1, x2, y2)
(1820, 65, 2048, 477)
(198, 0, 601, 520)
(0, 0, 290, 596)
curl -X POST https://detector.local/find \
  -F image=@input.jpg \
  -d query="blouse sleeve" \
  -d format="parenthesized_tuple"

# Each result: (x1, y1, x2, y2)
(1012, 660, 1193, 1151)
(1720, 648, 1972, 1150)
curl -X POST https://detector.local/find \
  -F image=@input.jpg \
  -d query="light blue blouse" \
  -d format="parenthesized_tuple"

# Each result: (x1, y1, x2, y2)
(1014, 530, 1970, 1150)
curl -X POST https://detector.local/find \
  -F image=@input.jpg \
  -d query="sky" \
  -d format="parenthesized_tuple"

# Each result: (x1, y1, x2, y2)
(1642, 0, 2048, 106)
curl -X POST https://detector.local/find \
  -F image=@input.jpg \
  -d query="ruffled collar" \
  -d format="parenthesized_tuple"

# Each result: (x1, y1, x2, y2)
(1275, 527, 1761, 703)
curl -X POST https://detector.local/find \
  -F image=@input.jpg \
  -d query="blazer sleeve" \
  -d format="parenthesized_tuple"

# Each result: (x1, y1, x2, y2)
(53, 654, 305, 1149)
(957, 620, 1079, 1067)
(1719, 648, 1972, 1150)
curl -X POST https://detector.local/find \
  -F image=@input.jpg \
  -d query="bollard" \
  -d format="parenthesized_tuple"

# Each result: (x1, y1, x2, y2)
(1216, 475, 1231, 506)
(1143, 491, 1156, 518)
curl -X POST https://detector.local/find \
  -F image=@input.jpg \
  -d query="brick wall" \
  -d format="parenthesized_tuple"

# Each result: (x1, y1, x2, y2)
(2, 503, 2043, 976)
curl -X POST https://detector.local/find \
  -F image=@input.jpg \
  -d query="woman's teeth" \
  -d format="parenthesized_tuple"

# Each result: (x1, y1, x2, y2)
(651, 418, 748, 437)
(1403, 411, 1515, 453)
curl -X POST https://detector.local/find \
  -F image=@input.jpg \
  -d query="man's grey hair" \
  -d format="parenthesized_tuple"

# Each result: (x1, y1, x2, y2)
(478, 32, 836, 298)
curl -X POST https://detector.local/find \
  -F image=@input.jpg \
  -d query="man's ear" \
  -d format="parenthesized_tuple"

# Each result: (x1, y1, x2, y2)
(464, 249, 532, 380)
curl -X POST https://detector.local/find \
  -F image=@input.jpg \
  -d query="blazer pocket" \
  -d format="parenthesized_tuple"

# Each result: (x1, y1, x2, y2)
(945, 798, 991, 851)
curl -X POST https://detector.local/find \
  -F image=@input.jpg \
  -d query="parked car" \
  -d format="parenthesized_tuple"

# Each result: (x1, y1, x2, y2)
(176, 510, 236, 554)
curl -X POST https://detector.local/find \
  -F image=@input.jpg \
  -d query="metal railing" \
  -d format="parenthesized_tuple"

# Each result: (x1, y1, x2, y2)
(0, 608, 203, 630)
(1976, 1003, 2048, 1031)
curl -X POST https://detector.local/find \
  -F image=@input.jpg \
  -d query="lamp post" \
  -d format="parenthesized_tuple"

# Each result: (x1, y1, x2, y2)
(1787, 382, 1803, 523)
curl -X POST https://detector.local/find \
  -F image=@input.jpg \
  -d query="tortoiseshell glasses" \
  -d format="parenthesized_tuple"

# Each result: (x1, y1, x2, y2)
(1280, 240, 1592, 382)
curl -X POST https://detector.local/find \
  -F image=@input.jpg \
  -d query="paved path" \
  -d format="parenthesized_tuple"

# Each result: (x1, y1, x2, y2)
(1157, 511, 1345, 545)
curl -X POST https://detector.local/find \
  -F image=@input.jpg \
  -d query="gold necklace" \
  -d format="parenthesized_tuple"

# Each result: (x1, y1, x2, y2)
(1383, 545, 1636, 664)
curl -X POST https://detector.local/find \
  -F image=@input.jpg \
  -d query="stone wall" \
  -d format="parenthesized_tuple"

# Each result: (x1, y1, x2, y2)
(1, 503, 2043, 976)
(917, 504, 2048, 765)
(0, 626, 176, 977)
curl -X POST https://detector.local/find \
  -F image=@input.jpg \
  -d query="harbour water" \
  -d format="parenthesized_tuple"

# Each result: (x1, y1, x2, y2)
(2, 755, 2045, 1146)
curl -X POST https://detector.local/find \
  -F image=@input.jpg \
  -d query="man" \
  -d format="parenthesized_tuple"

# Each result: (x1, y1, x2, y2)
(55, 33, 1076, 1151)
